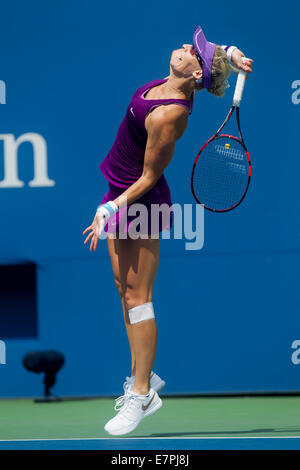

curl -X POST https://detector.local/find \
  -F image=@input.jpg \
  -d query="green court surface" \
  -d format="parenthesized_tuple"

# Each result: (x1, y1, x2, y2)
(1, 395, 300, 441)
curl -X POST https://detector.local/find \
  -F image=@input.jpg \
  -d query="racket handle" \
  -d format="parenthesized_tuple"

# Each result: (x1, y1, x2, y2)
(232, 57, 250, 107)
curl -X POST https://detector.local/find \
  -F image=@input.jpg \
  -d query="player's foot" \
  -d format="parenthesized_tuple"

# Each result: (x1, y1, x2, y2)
(105, 388, 162, 436)
(114, 371, 165, 411)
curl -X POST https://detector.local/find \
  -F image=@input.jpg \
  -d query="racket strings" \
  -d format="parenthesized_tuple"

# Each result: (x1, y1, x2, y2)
(192, 136, 249, 211)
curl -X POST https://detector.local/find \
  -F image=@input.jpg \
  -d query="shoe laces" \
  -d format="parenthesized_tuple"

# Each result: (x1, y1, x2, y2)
(114, 377, 131, 411)
(117, 392, 145, 421)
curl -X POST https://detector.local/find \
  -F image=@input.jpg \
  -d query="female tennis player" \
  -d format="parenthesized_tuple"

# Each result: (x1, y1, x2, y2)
(83, 25, 253, 436)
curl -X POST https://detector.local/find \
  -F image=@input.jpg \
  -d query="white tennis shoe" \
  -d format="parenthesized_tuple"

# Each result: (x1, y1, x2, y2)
(104, 387, 162, 436)
(114, 371, 165, 412)
(128, 371, 166, 393)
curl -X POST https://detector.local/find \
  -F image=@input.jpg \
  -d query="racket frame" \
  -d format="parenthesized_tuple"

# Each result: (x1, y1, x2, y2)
(191, 105, 251, 212)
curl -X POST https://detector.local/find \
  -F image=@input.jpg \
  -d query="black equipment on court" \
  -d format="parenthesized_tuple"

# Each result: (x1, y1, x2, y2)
(22, 350, 65, 403)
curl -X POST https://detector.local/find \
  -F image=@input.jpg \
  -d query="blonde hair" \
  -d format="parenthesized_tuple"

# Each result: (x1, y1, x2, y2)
(195, 45, 234, 97)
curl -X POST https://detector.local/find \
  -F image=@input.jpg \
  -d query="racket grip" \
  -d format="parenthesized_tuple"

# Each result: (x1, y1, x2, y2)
(233, 71, 247, 107)
(233, 57, 250, 107)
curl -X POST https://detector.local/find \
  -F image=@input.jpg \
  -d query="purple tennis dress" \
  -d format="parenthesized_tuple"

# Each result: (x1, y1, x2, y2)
(100, 78, 194, 235)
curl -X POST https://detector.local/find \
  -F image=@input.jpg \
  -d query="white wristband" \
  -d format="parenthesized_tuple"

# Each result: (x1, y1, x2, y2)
(96, 201, 118, 222)
(221, 45, 238, 62)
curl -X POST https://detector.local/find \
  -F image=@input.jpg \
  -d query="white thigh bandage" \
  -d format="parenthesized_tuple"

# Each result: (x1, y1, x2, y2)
(128, 302, 155, 325)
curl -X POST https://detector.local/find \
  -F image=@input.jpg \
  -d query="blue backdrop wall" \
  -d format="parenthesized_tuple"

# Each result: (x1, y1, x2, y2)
(0, 0, 300, 397)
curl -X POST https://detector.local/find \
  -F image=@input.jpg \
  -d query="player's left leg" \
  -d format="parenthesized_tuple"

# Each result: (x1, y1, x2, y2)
(106, 235, 136, 376)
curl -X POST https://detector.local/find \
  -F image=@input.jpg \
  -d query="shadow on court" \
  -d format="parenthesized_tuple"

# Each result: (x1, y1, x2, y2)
(135, 427, 300, 438)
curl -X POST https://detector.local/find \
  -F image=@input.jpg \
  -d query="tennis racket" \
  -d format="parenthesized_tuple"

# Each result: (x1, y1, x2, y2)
(191, 58, 251, 212)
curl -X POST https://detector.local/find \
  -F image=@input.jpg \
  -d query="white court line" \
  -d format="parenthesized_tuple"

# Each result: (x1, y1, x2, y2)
(0, 436, 300, 442)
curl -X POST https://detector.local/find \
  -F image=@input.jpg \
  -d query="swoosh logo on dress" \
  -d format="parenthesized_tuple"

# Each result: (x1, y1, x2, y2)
(130, 107, 135, 117)
(142, 393, 155, 411)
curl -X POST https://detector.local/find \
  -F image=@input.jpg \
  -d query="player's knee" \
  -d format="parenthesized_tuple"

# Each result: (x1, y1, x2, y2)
(124, 288, 147, 311)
